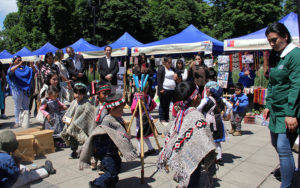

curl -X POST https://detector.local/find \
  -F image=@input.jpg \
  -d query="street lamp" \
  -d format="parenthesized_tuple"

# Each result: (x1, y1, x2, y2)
(88, 0, 101, 80)
(88, 0, 101, 45)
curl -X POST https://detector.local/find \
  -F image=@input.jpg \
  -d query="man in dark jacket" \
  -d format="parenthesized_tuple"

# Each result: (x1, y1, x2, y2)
(97, 46, 119, 93)
(65, 47, 87, 84)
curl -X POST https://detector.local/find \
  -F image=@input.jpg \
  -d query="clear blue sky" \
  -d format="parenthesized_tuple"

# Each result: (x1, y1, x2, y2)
(0, 0, 18, 30)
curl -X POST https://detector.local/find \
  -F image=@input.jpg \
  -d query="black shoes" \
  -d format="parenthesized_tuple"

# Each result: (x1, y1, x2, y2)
(216, 159, 224, 166)
(144, 149, 156, 156)
(44, 160, 56, 174)
(70, 151, 79, 159)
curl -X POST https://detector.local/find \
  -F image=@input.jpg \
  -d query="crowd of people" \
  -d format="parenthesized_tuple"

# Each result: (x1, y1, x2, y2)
(0, 22, 299, 188)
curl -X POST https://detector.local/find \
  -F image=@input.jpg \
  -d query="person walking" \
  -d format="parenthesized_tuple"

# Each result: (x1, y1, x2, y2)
(264, 22, 300, 188)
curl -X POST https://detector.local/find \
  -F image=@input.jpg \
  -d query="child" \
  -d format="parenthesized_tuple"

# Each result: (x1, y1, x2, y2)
(158, 81, 216, 188)
(0, 130, 56, 188)
(95, 81, 111, 124)
(175, 59, 188, 83)
(197, 81, 232, 166)
(91, 81, 111, 170)
(61, 83, 96, 159)
(40, 86, 67, 137)
(131, 82, 157, 156)
(79, 94, 138, 188)
(40, 71, 73, 104)
(230, 83, 249, 136)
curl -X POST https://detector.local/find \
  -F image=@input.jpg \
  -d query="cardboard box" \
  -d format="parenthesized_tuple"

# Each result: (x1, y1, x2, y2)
(15, 135, 35, 162)
(30, 130, 55, 156)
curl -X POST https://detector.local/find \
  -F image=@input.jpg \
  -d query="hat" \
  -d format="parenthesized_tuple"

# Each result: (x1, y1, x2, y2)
(0, 130, 18, 153)
(105, 93, 125, 109)
(95, 81, 111, 94)
(205, 81, 223, 98)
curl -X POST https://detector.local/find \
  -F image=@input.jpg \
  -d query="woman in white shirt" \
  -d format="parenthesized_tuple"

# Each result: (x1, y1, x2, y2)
(54, 49, 71, 89)
(157, 57, 177, 125)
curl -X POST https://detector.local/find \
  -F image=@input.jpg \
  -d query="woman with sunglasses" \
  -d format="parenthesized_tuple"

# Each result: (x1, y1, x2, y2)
(264, 22, 300, 188)
(7, 56, 33, 128)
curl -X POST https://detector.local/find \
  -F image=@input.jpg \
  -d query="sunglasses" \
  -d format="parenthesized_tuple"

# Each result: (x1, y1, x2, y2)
(268, 38, 278, 44)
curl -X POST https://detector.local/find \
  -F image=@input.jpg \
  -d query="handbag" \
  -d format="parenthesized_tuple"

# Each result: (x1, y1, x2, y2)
(19, 110, 30, 128)
(36, 110, 45, 124)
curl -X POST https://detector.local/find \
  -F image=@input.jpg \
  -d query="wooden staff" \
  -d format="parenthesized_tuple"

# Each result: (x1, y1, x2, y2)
(127, 101, 138, 133)
(141, 101, 161, 151)
(138, 98, 145, 184)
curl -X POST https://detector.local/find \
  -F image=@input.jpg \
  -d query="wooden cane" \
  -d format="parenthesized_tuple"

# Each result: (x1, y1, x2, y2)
(141, 101, 161, 151)
(138, 98, 145, 184)
(127, 101, 138, 133)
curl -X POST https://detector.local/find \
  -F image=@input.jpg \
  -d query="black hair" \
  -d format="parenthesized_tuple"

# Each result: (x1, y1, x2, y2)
(47, 85, 60, 96)
(104, 46, 112, 51)
(265, 22, 292, 44)
(175, 81, 197, 103)
(66, 46, 74, 52)
(74, 83, 87, 95)
(195, 52, 204, 61)
(235, 83, 244, 91)
(54, 49, 64, 61)
(45, 52, 54, 63)
(12, 56, 21, 63)
(207, 67, 217, 81)
(138, 53, 147, 66)
(176, 59, 184, 70)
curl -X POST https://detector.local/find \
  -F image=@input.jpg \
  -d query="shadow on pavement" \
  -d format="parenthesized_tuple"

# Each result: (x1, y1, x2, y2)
(0, 122, 13, 129)
(241, 130, 254, 135)
(121, 161, 141, 172)
(117, 176, 155, 188)
(222, 153, 242, 164)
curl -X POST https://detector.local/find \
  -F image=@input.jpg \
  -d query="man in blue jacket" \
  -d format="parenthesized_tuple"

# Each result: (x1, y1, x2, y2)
(229, 83, 249, 136)
(0, 130, 56, 188)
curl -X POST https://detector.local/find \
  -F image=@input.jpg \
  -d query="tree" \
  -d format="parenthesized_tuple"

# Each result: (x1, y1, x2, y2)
(144, 0, 211, 40)
(283, 0, 297, 15)
(210, 0, 283, 40)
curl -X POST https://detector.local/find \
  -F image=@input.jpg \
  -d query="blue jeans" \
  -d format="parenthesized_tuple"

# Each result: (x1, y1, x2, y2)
(12, 89, 30, 124)
(270, 131, 297, 188)
(94, 155, 121, 187)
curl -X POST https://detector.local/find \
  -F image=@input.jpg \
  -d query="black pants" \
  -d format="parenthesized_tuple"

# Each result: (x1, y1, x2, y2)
(159, 90, 175, 122)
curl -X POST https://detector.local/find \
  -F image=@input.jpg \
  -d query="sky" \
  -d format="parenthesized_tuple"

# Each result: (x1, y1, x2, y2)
(0, 0, 18, 30)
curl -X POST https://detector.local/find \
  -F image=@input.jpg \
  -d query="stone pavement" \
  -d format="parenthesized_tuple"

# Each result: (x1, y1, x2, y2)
(0, 96, 298, 188)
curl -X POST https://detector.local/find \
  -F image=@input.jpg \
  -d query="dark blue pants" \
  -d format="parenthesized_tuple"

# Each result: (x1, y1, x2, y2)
(159, 90, 174, 122)
(94, 155, 121, 187)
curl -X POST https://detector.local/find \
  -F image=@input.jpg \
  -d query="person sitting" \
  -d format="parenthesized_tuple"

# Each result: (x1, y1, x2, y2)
(0, 130, 56, 188)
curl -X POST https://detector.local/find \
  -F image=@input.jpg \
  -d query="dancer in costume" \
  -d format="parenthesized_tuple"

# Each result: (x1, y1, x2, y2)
(197, 81, 232, 166)
(79, 94, 138, 188)
(61, 83, 96, 159)
(90, 81, 111, 171)
(158, 81, 216, 188)
(131, 82, 157, 156)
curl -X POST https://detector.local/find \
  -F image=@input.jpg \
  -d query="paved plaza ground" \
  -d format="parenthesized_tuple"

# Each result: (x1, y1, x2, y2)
(0, 96, 298, 188)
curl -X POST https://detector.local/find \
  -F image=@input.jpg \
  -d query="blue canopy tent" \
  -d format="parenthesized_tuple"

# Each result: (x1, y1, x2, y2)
(62, 38, 103, 59)
(131, 24, 224, 56)
(82, 32, 143, 58)
(224, 12, 299, 51)
(13, 47, 33, 61)
(0, 50, 13, 63)
(32, 42, 58, 56)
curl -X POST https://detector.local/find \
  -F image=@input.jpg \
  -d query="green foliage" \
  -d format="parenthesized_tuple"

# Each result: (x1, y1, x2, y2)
(209, 0, 283, 40)
(283, 0, 297, 15)
(0, 0, 291, 54)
